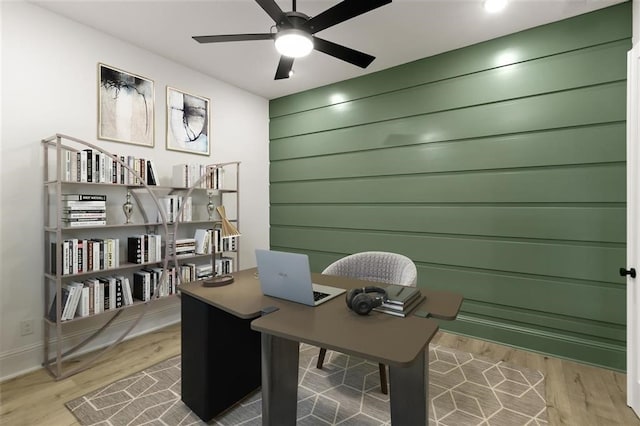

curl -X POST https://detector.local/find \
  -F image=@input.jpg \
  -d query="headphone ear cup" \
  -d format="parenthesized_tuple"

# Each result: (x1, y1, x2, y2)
(345, 288, 358, 309)
(351, 293, 373, 315)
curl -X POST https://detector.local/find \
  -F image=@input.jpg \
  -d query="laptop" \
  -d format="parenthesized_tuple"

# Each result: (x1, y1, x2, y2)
(255, 249, 346, 306)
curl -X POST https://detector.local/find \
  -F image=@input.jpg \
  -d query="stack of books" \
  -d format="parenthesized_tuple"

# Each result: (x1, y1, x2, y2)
(62, 194, 106, 227)
(373, 284, 425, 317)
(167, 237, 196, 259)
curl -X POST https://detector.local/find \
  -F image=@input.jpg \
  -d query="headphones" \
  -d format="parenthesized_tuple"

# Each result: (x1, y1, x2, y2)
(345, 286, 388, 315)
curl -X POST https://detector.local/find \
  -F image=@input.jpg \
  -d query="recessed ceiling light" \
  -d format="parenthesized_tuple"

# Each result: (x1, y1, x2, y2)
(484, 0, 508, 13)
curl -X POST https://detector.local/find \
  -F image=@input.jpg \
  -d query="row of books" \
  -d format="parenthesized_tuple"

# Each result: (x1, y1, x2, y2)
(216, 256, 234, 275)
(191, 257, 233, 279)
(127, 234, 163, 264)
(172, 163, 224, 189)
(49, 261, 195, 321)
(51, 238, 120, 275)
(133, 267, 177, 301)
(373, 284, 425, 318)
(157, 196, 193, 222)
(194, 228, 238, 254)
(62, 149, 159, 185)
(48, 275, 134, 321)
(61, 194, 107, 227)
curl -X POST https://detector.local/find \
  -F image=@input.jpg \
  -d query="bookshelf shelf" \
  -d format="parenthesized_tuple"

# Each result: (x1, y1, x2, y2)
(42, 294, 178, 326)
(41, 134, 240, 380)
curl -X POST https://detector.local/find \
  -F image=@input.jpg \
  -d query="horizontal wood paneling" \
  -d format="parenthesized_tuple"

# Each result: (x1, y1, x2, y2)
(270, 227, 624, 284)
(443, 316, 625, 371)
(271, 124, 625, 181)
(270, 83, 625, 160)
(462, 301, 625, 343)
(270, 205, 625, 243)
(270, 41, 627, 139)
(271, 164, 626, 204)
(268, 4, 630, 369)
(270, 3, 631, 117)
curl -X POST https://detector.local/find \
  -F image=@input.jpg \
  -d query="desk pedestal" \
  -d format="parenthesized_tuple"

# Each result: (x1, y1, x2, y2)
(181, 294, 261, 422)
(389, 350, 428, 424)
(260, 334, 428, 425)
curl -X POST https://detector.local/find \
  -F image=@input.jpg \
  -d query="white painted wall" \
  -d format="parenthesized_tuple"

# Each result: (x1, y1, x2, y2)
(0, 2, 270, 380)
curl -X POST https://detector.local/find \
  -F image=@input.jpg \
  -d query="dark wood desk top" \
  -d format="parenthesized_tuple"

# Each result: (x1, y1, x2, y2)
(180, 269, 270, 319)
(180, 268, 463, 366)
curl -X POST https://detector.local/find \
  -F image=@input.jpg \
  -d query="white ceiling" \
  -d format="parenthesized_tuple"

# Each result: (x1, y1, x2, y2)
(33, 0, 626, 99)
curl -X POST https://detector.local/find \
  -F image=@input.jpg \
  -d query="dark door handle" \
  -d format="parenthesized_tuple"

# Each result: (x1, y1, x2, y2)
(619, 267, 636, 278)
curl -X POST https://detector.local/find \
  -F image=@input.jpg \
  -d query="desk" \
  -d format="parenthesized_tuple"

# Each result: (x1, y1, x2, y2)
(180, 268, 462, 424)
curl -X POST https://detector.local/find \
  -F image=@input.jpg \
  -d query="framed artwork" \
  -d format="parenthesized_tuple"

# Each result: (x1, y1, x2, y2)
(98, 63, 155, 147)
(166, 86, 210, 156)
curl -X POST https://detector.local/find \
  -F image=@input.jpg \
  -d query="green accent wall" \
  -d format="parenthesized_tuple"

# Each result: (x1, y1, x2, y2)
(268, 3, 631, 370)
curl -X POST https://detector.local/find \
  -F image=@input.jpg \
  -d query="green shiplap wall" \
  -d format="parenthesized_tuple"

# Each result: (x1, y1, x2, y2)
(268, 3, 630, 370)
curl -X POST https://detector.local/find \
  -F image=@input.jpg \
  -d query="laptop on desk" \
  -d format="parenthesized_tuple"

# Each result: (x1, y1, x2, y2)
(255, 249, 346, 306)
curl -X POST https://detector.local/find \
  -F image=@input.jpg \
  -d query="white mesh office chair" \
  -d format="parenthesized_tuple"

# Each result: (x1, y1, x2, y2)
(317, 251, 417, 395)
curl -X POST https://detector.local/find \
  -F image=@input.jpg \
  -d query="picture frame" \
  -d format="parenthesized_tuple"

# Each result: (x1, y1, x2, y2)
(166, 86, 210, 156)
(98, 63, 155, 147)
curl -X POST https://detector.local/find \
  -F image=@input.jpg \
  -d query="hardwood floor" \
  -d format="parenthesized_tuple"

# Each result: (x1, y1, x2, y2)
(0, 323, 638, 425)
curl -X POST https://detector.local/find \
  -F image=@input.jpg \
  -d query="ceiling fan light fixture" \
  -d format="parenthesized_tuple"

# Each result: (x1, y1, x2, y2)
(484, 0, 507, 13)
(275, 29, 313, 58)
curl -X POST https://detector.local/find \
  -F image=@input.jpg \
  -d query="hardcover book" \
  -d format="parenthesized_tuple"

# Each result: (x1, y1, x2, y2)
(383, 284, 420, 306)
(61, 194, 107, 201)
(373, 294, 425, 318)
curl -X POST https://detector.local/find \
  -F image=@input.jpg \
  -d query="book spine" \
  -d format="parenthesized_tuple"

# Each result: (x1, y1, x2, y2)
(128, 237, 143, 264)
(61, 194, 107, 201)
(84, 149, 92, 183)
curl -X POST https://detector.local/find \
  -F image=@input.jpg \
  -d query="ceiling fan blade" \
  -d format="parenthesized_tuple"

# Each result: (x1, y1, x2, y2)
(275, 56, 295, 80)
(193, 34, 274, 43)
(303, 0, 392, 34)
(255, 0, 292, 27)
(313, 37, 375, 68)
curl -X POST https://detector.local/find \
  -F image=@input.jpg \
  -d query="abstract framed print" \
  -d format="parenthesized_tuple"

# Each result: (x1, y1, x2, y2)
(166, 86, 210, 156)
(98, 63, 155, 147)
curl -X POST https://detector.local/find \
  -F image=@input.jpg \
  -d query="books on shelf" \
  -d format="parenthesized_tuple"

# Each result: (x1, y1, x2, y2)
(194, 228, 237, 254)
(210, 166, 224, 190)
(157, 195, 192, 222)
(172, 163, 208, 188)
(372, 284, 425, 318)
(61, 149, 157, 186)
(61, 194, 107, 201)
(167, 237, 196, 258)
(127, 234, 162, 264)
(61, 195, 107, 227)
(132, 266, 180, 301)
(50, 238, 120, 275)
(216, 256, 234, 275)
(48, 275, 136, 321)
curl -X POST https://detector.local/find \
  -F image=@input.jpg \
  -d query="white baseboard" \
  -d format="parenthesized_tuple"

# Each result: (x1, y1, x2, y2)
(0, 303, 180, 382)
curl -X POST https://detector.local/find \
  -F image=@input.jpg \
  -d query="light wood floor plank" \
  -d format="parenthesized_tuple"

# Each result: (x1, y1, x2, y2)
(1, 324, 639, 425)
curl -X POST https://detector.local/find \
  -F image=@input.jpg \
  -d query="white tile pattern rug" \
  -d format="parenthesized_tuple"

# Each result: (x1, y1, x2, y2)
(66, 344, 548, 425)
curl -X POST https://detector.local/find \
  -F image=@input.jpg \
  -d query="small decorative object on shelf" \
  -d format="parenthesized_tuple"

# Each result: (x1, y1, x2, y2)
(203, 205, 241, 288)
(206, 191, 216, 221)
(122, 190, 134, 223)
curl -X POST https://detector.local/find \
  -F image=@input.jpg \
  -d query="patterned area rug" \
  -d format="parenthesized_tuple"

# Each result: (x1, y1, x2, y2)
(66, 344, 548, 425)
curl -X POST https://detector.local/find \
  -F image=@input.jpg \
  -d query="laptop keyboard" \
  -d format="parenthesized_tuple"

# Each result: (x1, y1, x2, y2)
(313, 291, 330, 301)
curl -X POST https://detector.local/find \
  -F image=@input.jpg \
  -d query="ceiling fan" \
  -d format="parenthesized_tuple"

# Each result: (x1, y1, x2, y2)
(193, 0, 392, 80)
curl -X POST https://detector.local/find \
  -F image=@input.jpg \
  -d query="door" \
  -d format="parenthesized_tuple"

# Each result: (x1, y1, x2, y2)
(626, 45, 640, 418)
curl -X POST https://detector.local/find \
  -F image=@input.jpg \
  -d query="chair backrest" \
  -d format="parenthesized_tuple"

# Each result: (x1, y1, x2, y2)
(322, 251, 417, 287)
